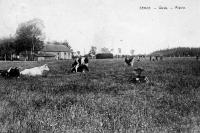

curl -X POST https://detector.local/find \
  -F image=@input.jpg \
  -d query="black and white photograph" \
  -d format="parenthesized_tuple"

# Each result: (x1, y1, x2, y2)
(0, 0, 199, 132)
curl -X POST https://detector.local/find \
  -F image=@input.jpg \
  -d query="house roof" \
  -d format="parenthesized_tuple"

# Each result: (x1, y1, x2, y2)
(42, 44, 72, 52)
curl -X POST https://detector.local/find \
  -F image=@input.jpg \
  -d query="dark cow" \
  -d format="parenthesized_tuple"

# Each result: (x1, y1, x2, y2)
(131, 68, 149, 83)
(125, 56, 134, 66)
(8, 67, 20, 78)
(71, 57, 89, 73)
(0, 67, 20, 78)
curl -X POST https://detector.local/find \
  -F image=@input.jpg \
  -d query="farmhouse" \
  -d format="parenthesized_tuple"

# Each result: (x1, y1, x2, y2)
(38, 44, 72, 60)
(34, 53, 56, 61)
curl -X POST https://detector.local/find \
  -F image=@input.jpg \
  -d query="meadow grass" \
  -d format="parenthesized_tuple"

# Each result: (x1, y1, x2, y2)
(0, 58, 200, 132)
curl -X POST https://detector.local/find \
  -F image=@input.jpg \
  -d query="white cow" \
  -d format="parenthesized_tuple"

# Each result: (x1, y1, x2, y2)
(20, 64, 50, 76)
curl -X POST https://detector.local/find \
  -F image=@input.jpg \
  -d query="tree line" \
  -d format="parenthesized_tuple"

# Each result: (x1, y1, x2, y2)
(0, 18, 45, 60)
(151, 47, 200, 57)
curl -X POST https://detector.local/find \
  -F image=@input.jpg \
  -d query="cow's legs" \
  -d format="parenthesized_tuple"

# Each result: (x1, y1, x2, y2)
(75, 64, 79, 72)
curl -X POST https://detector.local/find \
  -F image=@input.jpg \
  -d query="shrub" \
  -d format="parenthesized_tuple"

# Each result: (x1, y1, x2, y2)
(96, 53, 113, 59)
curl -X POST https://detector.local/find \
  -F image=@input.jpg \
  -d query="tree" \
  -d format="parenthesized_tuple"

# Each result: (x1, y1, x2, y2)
(15, 18, 45, 60)
(62, 40, 71, 50)
(110, 48, 114, 53)
(118, 48, 121, 54)
(0, 37, 15, 61)
(96, 53, 113, 59)
(101, 47, 110, 53)
(150, 47, 200, 57)
(130, 49, 134, 56)
(77, 51, 81, 56)
(89, 46, 97, 56)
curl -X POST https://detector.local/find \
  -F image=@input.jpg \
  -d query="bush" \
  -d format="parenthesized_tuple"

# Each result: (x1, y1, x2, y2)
(96, 53, 113, 59)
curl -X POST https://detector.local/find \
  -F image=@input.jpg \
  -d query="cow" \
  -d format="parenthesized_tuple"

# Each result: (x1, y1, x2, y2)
(8, 67, 20, 78)
(125, 56, 134, 66)
(71, 64, 89, 73)
(0, 67, 20, 78)
(71, 57, 89, 73)
(131, 68, 149, 83)
(150, 56, 163, 61)
(72, 57, 89, 67)
(20, 64, 50, 76)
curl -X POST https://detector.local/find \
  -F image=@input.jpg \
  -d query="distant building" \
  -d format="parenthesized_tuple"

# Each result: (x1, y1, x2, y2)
(37, 44, 72, 60)
(34, 53, 56, 61)
(18, 44, 72, 61)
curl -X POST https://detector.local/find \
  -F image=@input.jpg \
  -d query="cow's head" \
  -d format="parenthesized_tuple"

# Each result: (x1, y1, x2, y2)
(72, 60, 78, 68)
(84, 57, 89, 64)
(41, 64, 50, 71)
(82, 64, 89, 72)
(8, 67, 20, 78)
(7, 67, 12, 73)
(134, 68, 144, 76)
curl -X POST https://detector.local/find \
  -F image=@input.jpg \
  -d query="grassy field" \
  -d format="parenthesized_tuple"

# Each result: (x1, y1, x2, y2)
(0, 58, 200, 132)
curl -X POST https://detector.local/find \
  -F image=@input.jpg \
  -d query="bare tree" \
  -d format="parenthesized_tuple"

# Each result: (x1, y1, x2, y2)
(130, 49, 134, 56)
(89, 46, 97, 56)
(101, 47, 110, 53)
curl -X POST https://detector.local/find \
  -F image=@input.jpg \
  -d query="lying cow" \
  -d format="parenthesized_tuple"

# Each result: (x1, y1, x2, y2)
(125, 56, 134, 66)
(0, 67, 20, 78)
(71, 57, 89, 73)
(131, 68, 149, 83)
(8, 67, 20, 78)
(20, 64, 50, 76)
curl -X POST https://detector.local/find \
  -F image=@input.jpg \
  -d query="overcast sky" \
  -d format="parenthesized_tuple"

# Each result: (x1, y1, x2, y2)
(0, 0, 199, 54)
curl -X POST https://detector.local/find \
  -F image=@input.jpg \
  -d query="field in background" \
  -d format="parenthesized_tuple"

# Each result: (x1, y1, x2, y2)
(0, 58, 200, 132)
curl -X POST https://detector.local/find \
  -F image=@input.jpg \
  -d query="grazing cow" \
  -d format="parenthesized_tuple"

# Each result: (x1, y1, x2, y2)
(150, 55, 163, 61)
(0, 67, 20, 78)
(72, 57, 89, 67)
(20, 64, 50, 76)
(125, 56, 134, 66)
(71, 57, 89, 72)
(151, 56, 156, 61)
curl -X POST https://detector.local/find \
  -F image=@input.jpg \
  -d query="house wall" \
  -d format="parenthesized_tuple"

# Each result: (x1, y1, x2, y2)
(44, 52, 72, 60)
(36, 57, 55, 61)
(37, 57, 45, 61)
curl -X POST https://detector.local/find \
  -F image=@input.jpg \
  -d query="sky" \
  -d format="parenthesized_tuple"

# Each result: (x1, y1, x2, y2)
(0, 0, 199, 55)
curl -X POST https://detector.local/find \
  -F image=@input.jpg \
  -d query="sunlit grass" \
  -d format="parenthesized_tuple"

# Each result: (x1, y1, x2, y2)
(0, 58, 200, 132)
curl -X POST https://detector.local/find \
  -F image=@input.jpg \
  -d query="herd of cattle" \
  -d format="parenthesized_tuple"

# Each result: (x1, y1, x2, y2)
(0, 57, 89, 78)
(0, 56, 149, 83)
